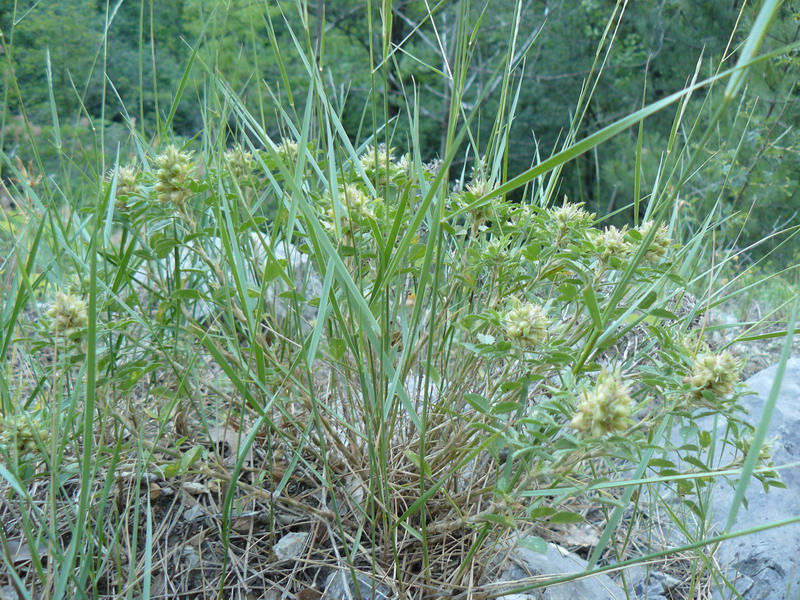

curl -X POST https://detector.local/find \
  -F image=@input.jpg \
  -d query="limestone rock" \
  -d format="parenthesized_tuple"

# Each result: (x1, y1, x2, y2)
(490, 542, 625, 600)
(273, 532, 309, 561)
(323, 571, 391, 600)
(707, 358, 800, 599)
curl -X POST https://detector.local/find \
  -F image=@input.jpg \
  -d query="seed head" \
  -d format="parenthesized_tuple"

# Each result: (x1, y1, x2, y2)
(638, 221, 671, 262)
(684, 351, 742, 400)
(323, 184, 375, 236)
(46, 292, 88, 340)
(359, 145, 393, 171)
(423, 158, 443, 177)
(154, 144, 194, 206)
(339, 184, 373, 219)
(276, 139, 299, 165)
(359, 144, 403, 185)
(396, 153, 413, 175)
(570, 371, 634, 438)
(224, 145, 255, 180)
(0, 411, 51, 463)
(108, 165, 141, 210)
(505, 301, 549, 346)
(593, 225, 631, 262)
(466, 177, 494, 200)
(549, 201, 594, 237)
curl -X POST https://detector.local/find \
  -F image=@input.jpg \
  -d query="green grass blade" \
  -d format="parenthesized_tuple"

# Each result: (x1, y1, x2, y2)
(724, 299, 798, 532)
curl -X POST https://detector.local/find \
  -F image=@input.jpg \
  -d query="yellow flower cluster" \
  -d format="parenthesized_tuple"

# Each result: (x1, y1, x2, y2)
(154, 144, 194, 206)
(359, 145, 395, 173)
(504, 301, 549, 346)
(593, 225, 631, 262)
(338, 184, 374, 219)
(549, 201, 595, 237)
(638, 221, 671, 262)
(224, 145, 255, 180)
(110, 165, 141, 210)
(466, 178, 493, 199)
(323, 184, 376, 238)
(46, 292, 88, 340)
(684, 351, 741, 400)
(462, 178, 496, 229)
(0, 411, 50, 463)
(570, 372, 634, 438)
(276, 138, 299, 165)
(359, 145, 406, 185)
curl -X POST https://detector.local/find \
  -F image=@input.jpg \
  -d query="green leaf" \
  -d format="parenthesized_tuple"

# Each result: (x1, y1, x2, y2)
(549, 352, 575, 364)
(649, 308, 679, 320)
(518, 536, 548, 554)
(464, 393, 491, 414)
(159, 461, 180, 479)
(557, 283, 578, 302)
(699, 430, 712, 448)
(554, 438, 580, 450)
(262, 259, 287, 283)
(480, 513, 516, 527)
(491, 402, 523, 415)
(171, 289, 204, 301)
(328, 338, 347, 360)
(404, 450, 432, 477)
(639, 291, 658, 310)
(0, 463, 28, 498)
(152, 238, 182, 259)
(550, 511, 584, 524)
(648, 458, 676, 469)
(501, 378, 529, 392)
(528, 506, 557, 519)
(180, 445, 204, 474)
(583, 287, 603, 329)
(523, 244, 542, 261)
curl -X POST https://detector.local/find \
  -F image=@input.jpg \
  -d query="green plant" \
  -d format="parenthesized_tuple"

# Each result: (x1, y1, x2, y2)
(0, 1, 797, 599)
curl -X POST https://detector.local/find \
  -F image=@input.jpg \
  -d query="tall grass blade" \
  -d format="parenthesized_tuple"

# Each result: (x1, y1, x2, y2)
(725, 299, 798, 532)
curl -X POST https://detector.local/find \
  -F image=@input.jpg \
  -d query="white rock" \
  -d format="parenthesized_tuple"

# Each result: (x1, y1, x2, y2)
(181, 481, 209, 495)
(323, 571, 391, 600)
(273, 531, 309, 561)
(490, 541, 625, 600)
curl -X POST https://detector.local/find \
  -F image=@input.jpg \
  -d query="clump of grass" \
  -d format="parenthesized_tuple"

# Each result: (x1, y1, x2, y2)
(0, 0, 796, 598)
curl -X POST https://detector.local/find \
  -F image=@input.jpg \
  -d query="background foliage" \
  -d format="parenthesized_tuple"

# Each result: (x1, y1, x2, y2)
(1, 0, 799, 257)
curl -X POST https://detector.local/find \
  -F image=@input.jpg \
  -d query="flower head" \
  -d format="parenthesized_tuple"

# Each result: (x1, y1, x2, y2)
(466, 177, 494, 200)
(549, 201, 595, 238)
(109, 165, 141, 209)
(592, 225, 631, 263)
(359, 144, 403, 185)
(46, 292, 88, 340)
(276, 138, 299, 165)
(359, 145, 394, 172)
(154, 144, 194, 207)
(338, 183, 373, 219)
(637, 221, 671, 262)
(504, 300, 550, 346)
(323, 184, 375, 236)
(570, 371, 634, 438)
(224, 145, 255, 180)
(396, 153, 413, 175)
(423, 158, 443, 177)
(0, 410, 50, 464)
(684, 351, 742, 401)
